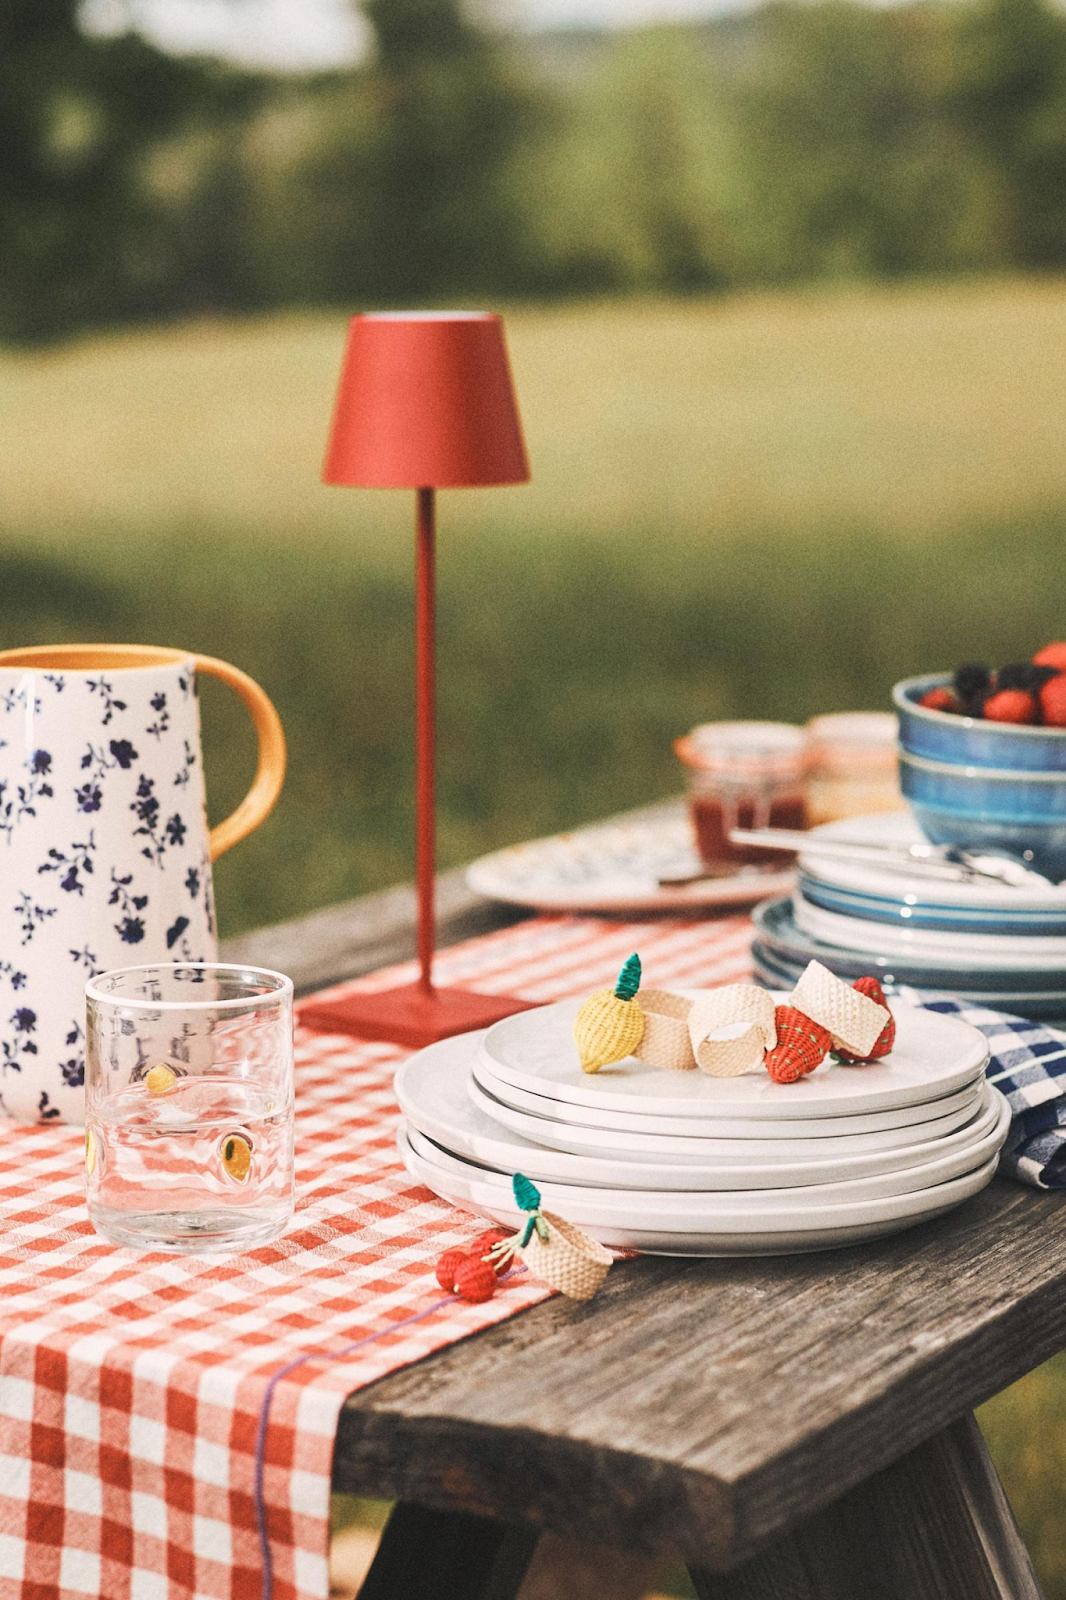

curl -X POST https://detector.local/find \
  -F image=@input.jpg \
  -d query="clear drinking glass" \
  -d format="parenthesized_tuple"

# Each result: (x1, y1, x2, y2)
(85, 963, 295, 1253)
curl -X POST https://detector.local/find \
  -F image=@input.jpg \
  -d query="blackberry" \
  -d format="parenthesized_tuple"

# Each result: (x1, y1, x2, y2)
(997, 662, 1056, 691)
(953, 662, 992, 707)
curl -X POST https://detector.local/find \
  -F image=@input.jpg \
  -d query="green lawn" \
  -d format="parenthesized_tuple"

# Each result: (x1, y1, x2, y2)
(6, 278, 1066, 1591)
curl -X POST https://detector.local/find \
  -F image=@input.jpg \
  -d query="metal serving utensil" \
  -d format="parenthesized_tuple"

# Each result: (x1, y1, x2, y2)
(657, 829, 1055, 889)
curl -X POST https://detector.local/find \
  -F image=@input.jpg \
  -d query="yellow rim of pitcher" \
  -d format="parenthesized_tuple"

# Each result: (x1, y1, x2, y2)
(0, 644, 286, 861)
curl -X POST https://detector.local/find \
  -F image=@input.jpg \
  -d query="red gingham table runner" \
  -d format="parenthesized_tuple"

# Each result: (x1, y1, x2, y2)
(0, 912, 753, 1600)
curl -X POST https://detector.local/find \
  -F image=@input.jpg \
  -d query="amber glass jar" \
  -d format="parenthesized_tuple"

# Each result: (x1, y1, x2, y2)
(805, 712, 902, 827)
(674, 722, 808, 868)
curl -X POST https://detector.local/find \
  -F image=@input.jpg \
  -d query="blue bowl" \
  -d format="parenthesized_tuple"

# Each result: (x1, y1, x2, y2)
(894, 674, 1066, 771)
(894, 674, 1066, 879)
(898, 750, 1066, 881)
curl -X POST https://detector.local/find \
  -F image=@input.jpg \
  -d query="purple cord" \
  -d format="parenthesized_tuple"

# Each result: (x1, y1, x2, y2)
(254, 1292, 459, 1600)
(254, 1266, 527, 1600)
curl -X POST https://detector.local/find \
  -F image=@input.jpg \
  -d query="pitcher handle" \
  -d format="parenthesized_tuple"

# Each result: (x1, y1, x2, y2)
(193, 655, 287, 862)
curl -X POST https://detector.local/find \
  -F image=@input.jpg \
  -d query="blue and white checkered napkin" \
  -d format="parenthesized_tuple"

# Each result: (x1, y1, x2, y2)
(922, 998, 1066, 1189)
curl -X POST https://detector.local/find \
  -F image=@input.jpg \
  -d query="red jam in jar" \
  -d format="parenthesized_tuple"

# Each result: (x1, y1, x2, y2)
(674, 722, 808, 869)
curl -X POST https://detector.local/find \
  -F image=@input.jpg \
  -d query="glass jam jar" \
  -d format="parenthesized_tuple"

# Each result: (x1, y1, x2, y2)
(804, 712, 903, 827)
(674, 721, 808, 869)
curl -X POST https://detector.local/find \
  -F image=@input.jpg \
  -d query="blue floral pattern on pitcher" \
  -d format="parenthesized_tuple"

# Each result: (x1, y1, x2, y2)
(0, 654, 219, 1124)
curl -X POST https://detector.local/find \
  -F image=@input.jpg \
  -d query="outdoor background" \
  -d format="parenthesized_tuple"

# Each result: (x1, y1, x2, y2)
(5, 0, 1066, 1592)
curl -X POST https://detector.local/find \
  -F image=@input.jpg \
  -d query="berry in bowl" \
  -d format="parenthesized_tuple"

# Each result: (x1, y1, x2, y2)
(893, 645, 1066, 881)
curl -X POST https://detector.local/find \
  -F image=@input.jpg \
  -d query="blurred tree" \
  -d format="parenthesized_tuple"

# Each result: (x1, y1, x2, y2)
(301, 0, 538, 302)
(0, 0, 220, 338)
(951, 0, 1066, 267)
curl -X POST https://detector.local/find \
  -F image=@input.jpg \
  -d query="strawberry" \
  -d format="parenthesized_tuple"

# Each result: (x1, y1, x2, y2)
(1034, 643, 1066, 673)
(836, 977, 895, 1062)
(472, 1227, 514, 1276)
(982, 688, 1038, 725)
(435, 1247, 470, 1293)
(1039, 673, 1066, 729)
(453, 1255, 497, 1303)
(918, 687, 958, 714)
(764, 1005, 832, 1083)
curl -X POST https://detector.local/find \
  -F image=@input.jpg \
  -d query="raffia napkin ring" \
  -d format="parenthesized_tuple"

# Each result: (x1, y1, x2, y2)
(791, 960, 889, 1059)
(687, 984, 777, 1077)
(518, 1211, 614, 1301)
(634, 988, 697, 1071)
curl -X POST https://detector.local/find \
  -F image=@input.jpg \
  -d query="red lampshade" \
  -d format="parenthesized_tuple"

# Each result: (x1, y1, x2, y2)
(323, 311, 530, 490)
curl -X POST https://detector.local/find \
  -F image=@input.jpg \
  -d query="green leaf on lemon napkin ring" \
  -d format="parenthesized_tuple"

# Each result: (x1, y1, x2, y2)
(613, 953, 642, 1001)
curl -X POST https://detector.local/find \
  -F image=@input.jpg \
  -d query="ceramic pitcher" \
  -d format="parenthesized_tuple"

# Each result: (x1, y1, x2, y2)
(0, 645, 285, 1124)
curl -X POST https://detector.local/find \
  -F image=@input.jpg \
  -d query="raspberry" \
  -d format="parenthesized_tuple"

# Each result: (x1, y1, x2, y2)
(453, 1256, 497, 1303)
(765, 1005, 832, 1083)
(435, 1248, 469, 1293)
(471, 1228, 513, 1276)
(918, 687, 958, 714)
(1039, 674, 1066, 728)
(983, 689, 1038, 725)
(836, 977, 895, 1062)
(1034, 643, 1066, 673)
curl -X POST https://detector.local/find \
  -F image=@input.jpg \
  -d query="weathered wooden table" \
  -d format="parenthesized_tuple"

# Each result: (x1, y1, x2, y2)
(225, 846, 1059, 1600)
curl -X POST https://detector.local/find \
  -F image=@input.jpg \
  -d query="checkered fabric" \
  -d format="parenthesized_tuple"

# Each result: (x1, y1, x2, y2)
(922, 998, 1066, 1189)
(0, 912, 754, 1600)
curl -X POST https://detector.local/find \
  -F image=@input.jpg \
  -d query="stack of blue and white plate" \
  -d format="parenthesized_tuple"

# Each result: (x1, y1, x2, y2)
(752, 812, 1066, 1020)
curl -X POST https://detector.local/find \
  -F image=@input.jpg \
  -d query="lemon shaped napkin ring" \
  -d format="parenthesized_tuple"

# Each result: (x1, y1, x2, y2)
(688, 984, 777, 1077)
(574, 953, 645, 1073)
(791, 960, 890, 1059)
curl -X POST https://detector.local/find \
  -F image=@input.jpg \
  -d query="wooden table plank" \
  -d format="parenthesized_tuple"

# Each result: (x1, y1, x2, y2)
(330, 1180, 1066, 1569)
(222, 815, 1066, 1574)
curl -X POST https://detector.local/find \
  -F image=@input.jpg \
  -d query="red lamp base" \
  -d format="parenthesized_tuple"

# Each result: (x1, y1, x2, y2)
(299, 981, 539, 1049)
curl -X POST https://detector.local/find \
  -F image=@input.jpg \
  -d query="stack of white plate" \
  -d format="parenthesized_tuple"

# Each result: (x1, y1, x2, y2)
(753, 812, 1066, 1020)
(396, 994, 1009, 1257)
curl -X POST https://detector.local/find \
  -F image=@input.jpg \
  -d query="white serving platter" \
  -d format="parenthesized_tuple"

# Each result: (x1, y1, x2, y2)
(394, 1034, 1003, 1191)
(465, 806, 795, 914)
(480, 994, 989, 1120)
(405, 1088, 1008, 1211)
(468, 1075, 986, 1163)
(470, 1054, 983, 1139)
(793, 895, 1066, 967)
(398, 1129, 1001, 1257)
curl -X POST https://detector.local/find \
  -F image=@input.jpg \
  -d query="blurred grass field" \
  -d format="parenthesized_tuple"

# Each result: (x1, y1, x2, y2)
(6, 276, 1066, 1591)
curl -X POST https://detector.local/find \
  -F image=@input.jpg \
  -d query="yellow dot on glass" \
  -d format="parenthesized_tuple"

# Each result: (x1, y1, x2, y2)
(145, 1064, 177, 1095)
(85, 1127, 96, 1175)
(221, 1134, 252, 1183)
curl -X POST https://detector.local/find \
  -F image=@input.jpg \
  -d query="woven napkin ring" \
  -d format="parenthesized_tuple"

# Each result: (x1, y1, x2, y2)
(634, 988, 697, 1071)
(489, 1174, 613, 1300)
(688, 985, 777, 1077)
(790, 959, 890, 1059)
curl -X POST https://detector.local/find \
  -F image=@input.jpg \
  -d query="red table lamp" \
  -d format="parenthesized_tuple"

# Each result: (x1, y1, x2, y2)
(301, 312, 539, 1047)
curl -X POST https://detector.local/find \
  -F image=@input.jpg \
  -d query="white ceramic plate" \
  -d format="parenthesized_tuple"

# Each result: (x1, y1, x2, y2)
(396, 1035, 1003, 1190)
(800, 813, 1066, 911)
(468, 1075, 986, 1162)
(470, 1054, 983, 1139)
(398, 1129, 1001, 1257)
(793, 895, 1066, 967)
(465, 804, 795, 914)
(480, 994, 989, 1120)
(405, 1089, 1008, 1211)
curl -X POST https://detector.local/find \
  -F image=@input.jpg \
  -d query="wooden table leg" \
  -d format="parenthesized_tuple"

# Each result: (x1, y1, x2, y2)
(355, 1501, 540, 1600)
(690, 1415, 1043, 1600)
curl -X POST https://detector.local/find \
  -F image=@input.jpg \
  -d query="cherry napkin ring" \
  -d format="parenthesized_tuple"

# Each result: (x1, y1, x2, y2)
(688, 984, 777, 1077)
(790, 960, 891, 1059)
(633, 988, 697, 1071)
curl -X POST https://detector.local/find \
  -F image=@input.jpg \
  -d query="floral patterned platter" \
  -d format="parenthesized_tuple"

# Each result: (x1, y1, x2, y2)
(465, 803, 796, 914)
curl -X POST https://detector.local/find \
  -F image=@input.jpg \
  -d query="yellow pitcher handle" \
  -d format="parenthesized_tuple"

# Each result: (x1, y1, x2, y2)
(193, 655, 287, 862)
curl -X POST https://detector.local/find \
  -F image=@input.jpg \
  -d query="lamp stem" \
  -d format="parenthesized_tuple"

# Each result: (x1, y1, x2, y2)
(415, 486, 436, 997)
